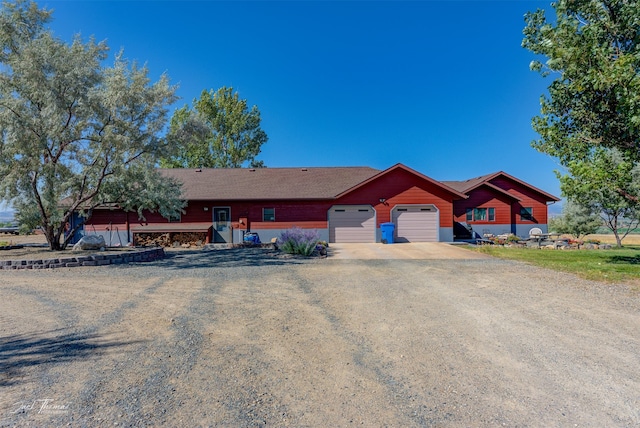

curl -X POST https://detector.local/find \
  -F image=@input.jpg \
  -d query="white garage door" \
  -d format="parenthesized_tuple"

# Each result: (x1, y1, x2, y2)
(392, 205, 439, 242)
(329, 206, 376, 243)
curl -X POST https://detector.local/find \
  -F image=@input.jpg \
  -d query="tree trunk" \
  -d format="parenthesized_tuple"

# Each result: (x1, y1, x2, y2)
(44, 225, 62, 251)
(613, 231, 623, 248)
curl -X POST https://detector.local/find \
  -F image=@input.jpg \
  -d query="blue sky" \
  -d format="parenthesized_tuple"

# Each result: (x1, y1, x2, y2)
(3, 0, 564, 212)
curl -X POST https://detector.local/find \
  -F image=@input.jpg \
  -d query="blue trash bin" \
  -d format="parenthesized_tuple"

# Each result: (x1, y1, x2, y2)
(380, 222, 395, 244)
(243, 232, 261, 245)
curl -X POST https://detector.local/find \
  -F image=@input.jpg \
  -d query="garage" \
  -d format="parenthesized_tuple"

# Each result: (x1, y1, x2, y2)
(329, 205, 376, 243)
(391, 205, 439, 242)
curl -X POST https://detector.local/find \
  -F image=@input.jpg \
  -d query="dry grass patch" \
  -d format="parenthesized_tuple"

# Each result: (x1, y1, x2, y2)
(585, 234, 640, 245)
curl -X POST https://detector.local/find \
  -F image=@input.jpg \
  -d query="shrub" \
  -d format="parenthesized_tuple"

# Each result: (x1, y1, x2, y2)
(487, 234, 520, 245)
(506, 234, 521, 243)
(278, 227, 320, 256)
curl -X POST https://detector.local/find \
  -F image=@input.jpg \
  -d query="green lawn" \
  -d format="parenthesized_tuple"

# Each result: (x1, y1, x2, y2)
(472, 245, 640, 284)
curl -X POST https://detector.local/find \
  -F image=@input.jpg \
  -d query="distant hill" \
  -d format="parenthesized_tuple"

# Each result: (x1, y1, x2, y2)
(0, 211, 15, 223)
(548, 202, 563, 218)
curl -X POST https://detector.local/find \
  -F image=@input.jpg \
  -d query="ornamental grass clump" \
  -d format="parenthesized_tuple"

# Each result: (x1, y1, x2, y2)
(278, 227, 320, 256)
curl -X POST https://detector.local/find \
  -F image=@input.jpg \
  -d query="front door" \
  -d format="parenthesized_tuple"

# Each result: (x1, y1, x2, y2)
(213, 207, 232, 243)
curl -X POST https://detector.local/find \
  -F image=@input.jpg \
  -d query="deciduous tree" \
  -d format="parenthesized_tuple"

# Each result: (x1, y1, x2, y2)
(548, 200, 601, 239)
(523, 0, 640, 165)
(560, 148, 640, 247)
(0, 0, 184, 250)
(161, 86, 268, 169)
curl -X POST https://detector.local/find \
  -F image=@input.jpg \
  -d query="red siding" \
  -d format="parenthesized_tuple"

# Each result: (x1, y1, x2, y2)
(336, 168, 457, 227)
(488, 177, 551, 225)
(252, 221, 327, 230)
(226, 201, 332, 225)
(84, 210, 128, 232)
(85, 168, 458, 232)
(452, 187, 513, 225)
(452, 177, 553, 228)
(86, 200, 335, 231)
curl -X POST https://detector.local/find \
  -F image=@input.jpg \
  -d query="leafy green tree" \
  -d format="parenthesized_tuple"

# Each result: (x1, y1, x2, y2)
(548, 200, 601, 239)
(161, 86, 268, 168)
(523, 0, 640, 245)
(13, 195, 41, 235)
(523, 0, 640, 165)
(0, 0, 184, 250)
(560, 148, 640, 247)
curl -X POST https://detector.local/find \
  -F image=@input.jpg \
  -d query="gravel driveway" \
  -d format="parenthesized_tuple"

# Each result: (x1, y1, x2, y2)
(1, 246, 639, 427)
(328, 242, 491, 260)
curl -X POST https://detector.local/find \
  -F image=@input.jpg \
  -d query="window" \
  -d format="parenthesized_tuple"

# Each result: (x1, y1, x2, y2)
(474, 208, 487, 221)
(214, 208, 229, 223)
(466, 207, 495, 222)
(263, 208, 275, 222)
(520, 207, 534, 221)
(488, 208, 495, 222)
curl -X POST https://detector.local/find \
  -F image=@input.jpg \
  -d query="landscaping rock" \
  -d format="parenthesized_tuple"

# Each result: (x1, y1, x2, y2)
(73, 235, 106, 251)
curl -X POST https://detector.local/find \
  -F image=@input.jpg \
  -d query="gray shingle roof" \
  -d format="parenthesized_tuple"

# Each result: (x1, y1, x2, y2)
(442, 171, 560, 201)
(159, 167, 381, 200)
(441, 172, 496, 194)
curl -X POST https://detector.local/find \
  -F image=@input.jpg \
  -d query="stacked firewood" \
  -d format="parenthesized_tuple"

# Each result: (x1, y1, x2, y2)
(134, 233, 171, 247)
(134, 232, 207, 248)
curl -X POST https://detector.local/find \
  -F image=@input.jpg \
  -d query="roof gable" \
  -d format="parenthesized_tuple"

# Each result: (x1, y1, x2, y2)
(154, 166, 557, 203)
(486, 171, 560, 202)
(336, 163, 467, 199)
(443, 171, 560, 202)
(442, 179, 520, 201)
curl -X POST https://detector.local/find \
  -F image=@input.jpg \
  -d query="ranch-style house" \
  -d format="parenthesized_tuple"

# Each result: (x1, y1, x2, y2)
(76, 163, 559, 246)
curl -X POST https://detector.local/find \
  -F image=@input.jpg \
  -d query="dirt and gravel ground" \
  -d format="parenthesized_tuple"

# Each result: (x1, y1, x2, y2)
(1, 241, 639, 427)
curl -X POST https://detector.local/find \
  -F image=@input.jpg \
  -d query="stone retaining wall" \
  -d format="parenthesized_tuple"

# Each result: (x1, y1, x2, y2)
(0, 247, 165, 270)
(0, 245, 24, 251)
